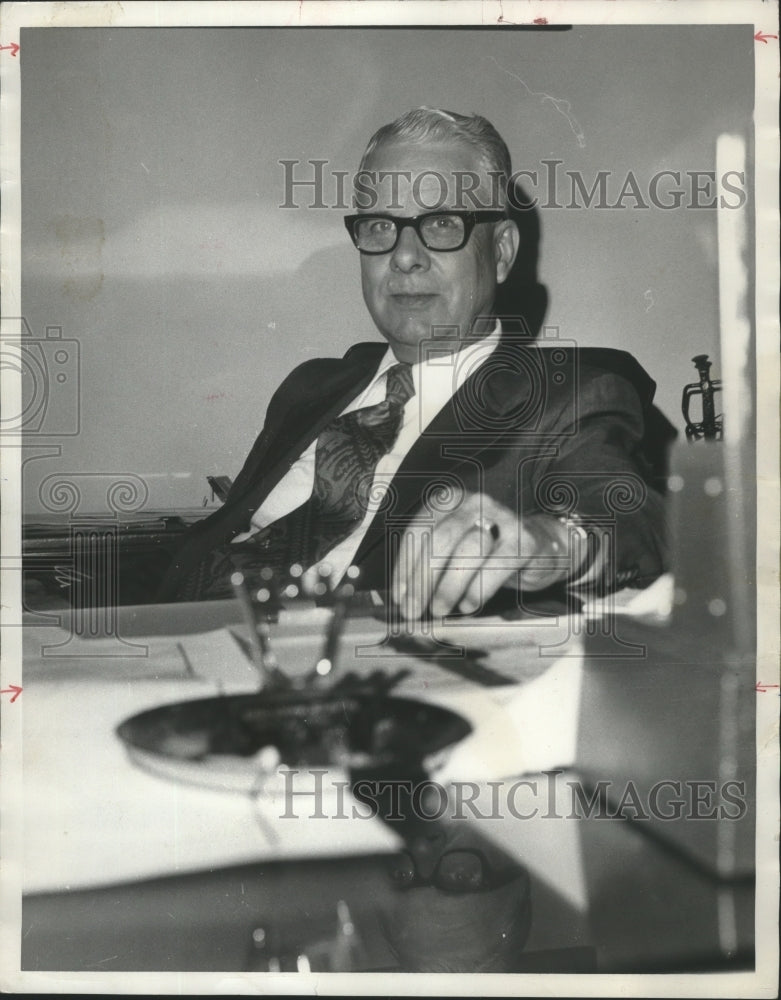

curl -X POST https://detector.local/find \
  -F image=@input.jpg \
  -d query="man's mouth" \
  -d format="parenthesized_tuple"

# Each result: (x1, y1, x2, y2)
(389, 293, 438, 310)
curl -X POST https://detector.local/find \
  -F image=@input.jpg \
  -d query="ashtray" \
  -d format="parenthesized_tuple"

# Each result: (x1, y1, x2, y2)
(116, 680, 472, 793)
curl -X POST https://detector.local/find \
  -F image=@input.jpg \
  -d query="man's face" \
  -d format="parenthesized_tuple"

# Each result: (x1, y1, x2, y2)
(357, 139, 519, 364)
(382, 821, 532, 971)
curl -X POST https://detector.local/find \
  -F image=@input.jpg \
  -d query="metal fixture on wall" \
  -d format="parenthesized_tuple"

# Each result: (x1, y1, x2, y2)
(682, 354, 723, 441)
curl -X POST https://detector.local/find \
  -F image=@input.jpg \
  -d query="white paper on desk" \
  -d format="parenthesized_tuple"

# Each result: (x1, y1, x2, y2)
(426, 652, 584, 783)
(21, 631, 399, 895)
(583, 571, 675, 622)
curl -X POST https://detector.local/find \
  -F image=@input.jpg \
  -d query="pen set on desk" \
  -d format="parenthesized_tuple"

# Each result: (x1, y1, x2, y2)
(228, 561, 383, 692)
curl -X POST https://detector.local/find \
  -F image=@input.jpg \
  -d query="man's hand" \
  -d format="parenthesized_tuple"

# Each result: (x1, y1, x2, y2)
(391, 492, 577, 620)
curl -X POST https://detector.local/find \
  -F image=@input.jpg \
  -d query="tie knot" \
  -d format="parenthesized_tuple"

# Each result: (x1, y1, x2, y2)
(385, 362, 415, 407)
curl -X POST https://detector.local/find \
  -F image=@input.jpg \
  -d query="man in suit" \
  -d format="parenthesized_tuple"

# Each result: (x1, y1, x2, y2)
(157, 107, 668, 617)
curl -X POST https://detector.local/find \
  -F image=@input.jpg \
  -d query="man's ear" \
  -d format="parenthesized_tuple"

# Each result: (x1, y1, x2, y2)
(494, 219, 520, 284)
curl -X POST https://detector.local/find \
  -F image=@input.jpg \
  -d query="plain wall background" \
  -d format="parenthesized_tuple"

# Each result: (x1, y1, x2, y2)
(20, 25, 753, 515)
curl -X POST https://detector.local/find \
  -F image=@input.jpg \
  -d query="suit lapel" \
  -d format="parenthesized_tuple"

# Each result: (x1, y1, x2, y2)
(177, 344, 385, 553)
(231, 344, 387, 518)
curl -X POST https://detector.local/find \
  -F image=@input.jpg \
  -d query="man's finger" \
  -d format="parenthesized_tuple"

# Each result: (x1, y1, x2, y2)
(429, 521, 492, 617)
(392, 524, 425, 621)
(393, 506, 462, 620)
(458, 559, 518, 615)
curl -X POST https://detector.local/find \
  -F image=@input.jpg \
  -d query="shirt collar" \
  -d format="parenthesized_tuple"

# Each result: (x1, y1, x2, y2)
(373, 320, 502, 385)
(370, 321, 502, 431)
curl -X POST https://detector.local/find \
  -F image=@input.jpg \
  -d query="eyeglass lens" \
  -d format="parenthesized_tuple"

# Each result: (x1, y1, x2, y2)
(390, 849, 487, 890)
(354, 214, 466, 252)
(436, 850, 485, 889)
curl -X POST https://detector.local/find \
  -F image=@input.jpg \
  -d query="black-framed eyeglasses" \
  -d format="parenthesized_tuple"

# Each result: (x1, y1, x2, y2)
(344, 210, 506, 254)
(388, 848, 520, 894)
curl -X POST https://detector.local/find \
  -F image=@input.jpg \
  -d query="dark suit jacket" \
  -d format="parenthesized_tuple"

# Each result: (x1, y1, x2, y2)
(156, 336, 673, 602)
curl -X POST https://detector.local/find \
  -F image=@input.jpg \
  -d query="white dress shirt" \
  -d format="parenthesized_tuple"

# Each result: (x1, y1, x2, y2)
(233, 325, 501, 580)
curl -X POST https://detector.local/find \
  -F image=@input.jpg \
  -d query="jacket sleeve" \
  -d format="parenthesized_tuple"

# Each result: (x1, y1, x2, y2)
(524, 369, 670, 589)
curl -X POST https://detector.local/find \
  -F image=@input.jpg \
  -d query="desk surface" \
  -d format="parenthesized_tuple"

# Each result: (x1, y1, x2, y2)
(18, 595, 755, 973)
(22, 601, 584, 895)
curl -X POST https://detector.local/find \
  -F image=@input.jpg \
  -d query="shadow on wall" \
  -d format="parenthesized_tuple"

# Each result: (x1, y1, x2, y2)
(495, 181, 548, 339)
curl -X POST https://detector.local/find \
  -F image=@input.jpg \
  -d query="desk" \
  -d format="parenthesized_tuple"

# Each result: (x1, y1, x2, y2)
(19, 598, 754, 973)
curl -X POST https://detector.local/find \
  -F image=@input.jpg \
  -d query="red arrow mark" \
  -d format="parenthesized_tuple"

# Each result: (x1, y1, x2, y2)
(0, 42, 20, 57)
(754, 31, 778, 44)
(756, 681, 780, 693)
(1, 684, 23, 702)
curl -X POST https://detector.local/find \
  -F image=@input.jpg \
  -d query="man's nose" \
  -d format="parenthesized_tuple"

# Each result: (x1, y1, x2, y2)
(389, 223, 430, 272)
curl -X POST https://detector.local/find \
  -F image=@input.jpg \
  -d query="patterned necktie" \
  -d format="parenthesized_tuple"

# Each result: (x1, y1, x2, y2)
(179, 362, 415, 600)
